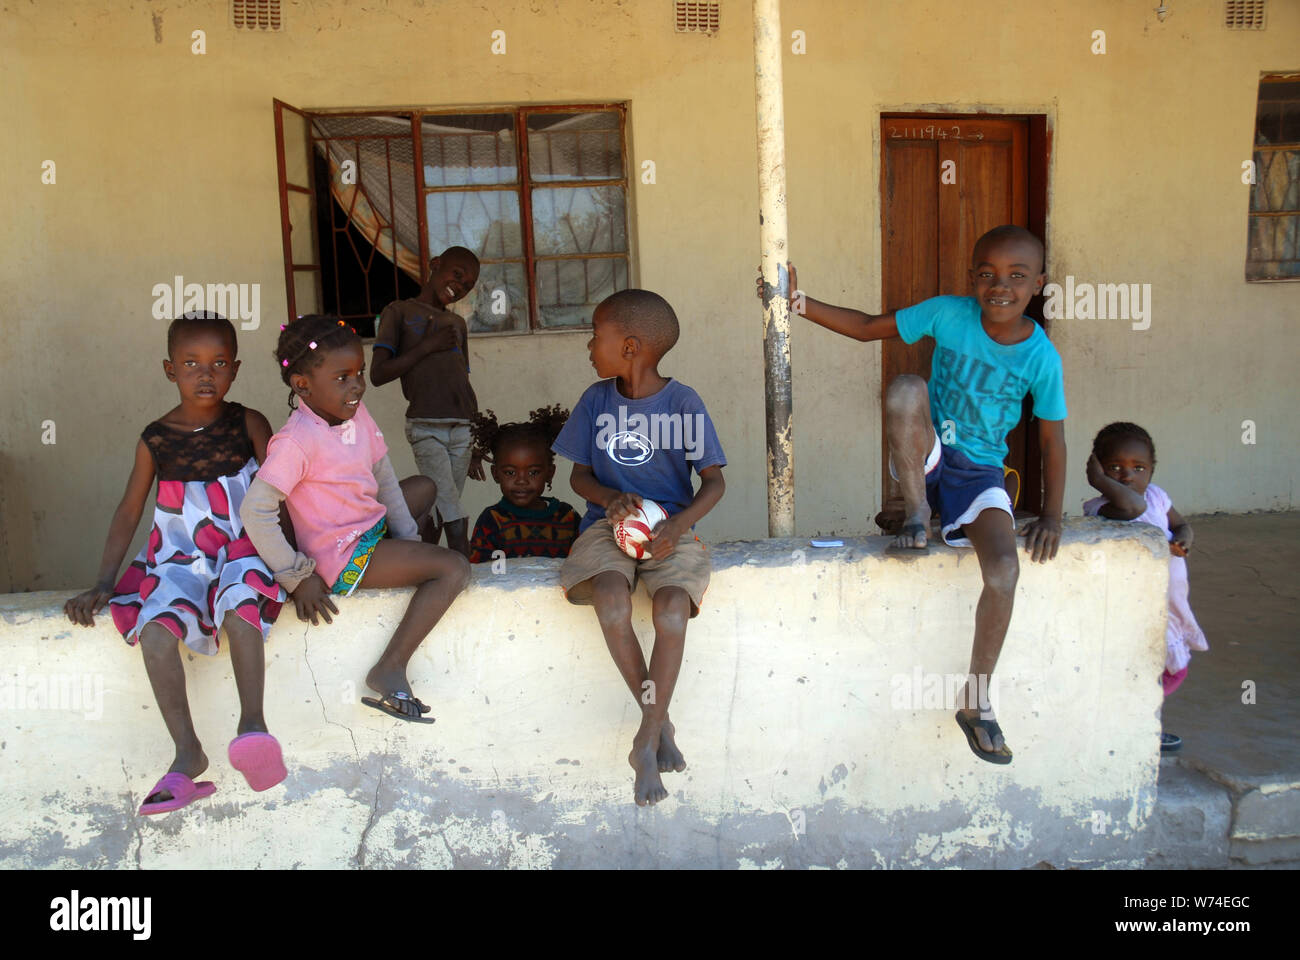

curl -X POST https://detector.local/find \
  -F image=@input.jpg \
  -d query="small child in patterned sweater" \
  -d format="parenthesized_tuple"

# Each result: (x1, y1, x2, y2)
(468, 405, 579, 563)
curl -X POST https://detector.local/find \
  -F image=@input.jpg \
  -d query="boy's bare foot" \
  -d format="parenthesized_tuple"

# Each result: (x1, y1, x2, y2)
(891, 506, 932, 549)
(146, 749, 209, 804)
(629, 737, 669, 806)
(656, 720, 687, 773)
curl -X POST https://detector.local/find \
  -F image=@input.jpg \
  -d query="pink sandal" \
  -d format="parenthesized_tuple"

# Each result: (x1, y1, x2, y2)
(228, 732, 287, 792)
(138, 772, 216, 815)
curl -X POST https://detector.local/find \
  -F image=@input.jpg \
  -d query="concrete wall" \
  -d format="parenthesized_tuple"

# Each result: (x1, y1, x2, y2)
(0, 521, 1170, 869)
(3, 0, 1297, 593)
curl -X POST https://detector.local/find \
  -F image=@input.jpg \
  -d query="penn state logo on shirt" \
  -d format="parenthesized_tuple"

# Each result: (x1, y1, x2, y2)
(605, 431, 654, 466)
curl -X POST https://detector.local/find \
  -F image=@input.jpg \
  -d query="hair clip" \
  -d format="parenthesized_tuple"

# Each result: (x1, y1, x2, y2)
(279, 324, 287, 331)
(281, 359, 289, 367)
(308, 341, 318, 350)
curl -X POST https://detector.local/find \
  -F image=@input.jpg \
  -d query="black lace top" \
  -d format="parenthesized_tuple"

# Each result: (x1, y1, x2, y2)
(142, 402, 255, 482)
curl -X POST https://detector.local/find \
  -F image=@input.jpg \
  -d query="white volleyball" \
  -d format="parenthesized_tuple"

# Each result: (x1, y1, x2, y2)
(613, 499, 668, 559)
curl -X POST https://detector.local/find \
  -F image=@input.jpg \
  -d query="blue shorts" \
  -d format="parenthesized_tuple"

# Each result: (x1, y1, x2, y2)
(890, 432, 1013, 547)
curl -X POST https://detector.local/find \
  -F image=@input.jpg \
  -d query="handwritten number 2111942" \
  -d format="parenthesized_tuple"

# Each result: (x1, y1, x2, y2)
(887, 125, 985, 141)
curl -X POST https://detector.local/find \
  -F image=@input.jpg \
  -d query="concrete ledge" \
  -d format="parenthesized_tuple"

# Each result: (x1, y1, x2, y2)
(1145, 762, 1233, 869)
(1229, 837, 1300, 866)
(1232, 784, 1300, 841)
(0, 519, 1170, 868)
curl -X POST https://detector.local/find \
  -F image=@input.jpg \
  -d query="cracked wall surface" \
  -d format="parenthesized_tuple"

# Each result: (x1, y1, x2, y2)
(0, 522, 1167, 868)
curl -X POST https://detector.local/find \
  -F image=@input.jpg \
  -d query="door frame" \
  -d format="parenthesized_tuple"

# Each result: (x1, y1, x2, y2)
(876, 109, 1053, 515)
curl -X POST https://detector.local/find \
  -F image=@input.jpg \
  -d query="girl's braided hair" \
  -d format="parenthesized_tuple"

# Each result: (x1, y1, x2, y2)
(470, 404, 570, 463)
(1092, 421, 1156, 466)
(274, 314, 361, 409)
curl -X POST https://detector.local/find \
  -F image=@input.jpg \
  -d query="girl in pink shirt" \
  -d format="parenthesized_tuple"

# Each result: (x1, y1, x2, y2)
(240, 315, 471, 723)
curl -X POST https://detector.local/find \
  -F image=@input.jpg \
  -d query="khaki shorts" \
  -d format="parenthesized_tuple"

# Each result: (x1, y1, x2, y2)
(405, 418, 473, 523)
(560, 518, 711, 618)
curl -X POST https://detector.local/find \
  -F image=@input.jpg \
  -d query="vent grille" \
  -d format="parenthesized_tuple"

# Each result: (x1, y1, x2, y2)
(232, 0, 282, 32)
(1224, 0, 1266, 29)
(674, 1, 720, 34)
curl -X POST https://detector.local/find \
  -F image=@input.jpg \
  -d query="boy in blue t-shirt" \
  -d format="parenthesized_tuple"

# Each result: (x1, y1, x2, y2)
(769, 225, 1067, 764)
(553, 289, 726, 806)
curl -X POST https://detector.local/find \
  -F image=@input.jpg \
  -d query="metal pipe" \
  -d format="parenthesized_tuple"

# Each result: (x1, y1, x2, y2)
(753, 0, 794, 537)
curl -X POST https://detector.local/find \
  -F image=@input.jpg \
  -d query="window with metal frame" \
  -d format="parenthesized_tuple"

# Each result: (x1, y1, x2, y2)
(273, 100, 632, 335)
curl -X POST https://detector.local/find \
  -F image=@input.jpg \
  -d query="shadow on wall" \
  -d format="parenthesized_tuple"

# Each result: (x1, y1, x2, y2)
(0, 450, 36, 593)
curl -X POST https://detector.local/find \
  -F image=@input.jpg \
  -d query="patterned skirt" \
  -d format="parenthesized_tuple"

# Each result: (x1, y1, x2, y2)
(109, 459, 285, 656)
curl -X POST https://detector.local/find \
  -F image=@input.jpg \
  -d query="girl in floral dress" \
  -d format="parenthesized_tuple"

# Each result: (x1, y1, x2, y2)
(66, 314, 288, 814)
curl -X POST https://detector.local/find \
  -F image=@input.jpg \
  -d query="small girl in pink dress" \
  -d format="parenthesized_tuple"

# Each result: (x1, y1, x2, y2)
(240, 315, 471, 724)
(1084, 421, 1208, 752)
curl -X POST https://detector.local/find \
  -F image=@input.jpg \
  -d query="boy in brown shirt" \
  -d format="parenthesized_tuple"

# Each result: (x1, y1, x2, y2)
(371, 247, 484, 557)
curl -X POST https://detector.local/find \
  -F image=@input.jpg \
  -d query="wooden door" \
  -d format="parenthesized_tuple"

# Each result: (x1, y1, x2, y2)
(879, 114, 1048, 522)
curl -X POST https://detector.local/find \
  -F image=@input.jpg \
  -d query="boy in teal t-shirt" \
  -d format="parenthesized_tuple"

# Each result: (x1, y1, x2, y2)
(762, 225, 1067, 764)
(896, 294, 1067, 470)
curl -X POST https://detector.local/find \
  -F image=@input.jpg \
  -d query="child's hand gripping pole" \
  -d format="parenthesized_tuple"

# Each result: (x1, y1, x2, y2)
(757, 263, 900, 343)
(755, 261, 801, 315)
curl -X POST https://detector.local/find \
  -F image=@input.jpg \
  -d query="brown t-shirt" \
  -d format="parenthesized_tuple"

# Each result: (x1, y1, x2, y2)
(373, 297, 477, 421)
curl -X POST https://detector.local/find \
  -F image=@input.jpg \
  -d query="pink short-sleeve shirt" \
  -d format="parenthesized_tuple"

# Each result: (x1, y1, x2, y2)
(1083, 483, 1172, 537)
(259, 400, 388, 586)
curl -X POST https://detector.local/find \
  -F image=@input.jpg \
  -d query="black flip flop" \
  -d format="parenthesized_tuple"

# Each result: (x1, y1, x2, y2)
(885, 521, 931, 556)
(955, 711, 1013, 764)
(1160, 732, 1182, 753)
(361, 691, 436, 724)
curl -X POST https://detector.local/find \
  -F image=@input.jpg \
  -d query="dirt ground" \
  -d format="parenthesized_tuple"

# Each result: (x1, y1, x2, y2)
(1160, 512, 1298, 786)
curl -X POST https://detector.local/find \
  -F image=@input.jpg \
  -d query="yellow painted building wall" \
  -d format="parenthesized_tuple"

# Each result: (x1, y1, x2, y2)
(1, 0, 1296, 592)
